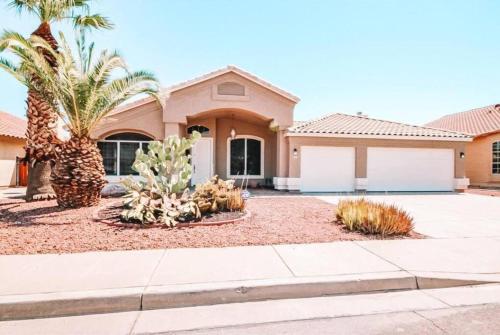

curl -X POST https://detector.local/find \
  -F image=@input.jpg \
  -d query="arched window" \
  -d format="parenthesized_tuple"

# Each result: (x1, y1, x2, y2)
(97, 132, 153, 176)
(187, 125, 210, 136)
(227, 136, 264, 178)
(493, 141, 500, 174)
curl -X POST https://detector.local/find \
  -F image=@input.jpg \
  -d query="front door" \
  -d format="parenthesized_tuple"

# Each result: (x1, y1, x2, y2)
(191, 137, 213, 185)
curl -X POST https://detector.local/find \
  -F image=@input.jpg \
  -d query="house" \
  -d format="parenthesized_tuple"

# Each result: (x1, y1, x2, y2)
(93, 66, 472, 192)
(426, 104, 500, 188)
(0, 111, 26, 187)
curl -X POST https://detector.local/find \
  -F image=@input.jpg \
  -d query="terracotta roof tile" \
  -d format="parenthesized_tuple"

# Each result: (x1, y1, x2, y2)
(288, 113, 470, 139)
(0, 111, 26, 139)
(425, 104, 500, 136)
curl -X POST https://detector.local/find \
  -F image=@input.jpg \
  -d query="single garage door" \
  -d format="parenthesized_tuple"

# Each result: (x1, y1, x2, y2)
(367, 148, 454, 191)
(300, 146, 355, 192)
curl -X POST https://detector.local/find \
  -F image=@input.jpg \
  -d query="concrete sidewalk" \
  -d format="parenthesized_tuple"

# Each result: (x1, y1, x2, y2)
(1, 237, 500, 320)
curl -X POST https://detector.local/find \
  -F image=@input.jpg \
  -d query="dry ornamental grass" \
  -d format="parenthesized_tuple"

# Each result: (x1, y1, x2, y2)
(336, 198, 414, 236)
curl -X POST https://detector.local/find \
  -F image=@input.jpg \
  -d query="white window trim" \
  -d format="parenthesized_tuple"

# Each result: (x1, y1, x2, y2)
(493, 141, 500, 175)
(97, 140, 150, 177)
(226, 135, 265, 179)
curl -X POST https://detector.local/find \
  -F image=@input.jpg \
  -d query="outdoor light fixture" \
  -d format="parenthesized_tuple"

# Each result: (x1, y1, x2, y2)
(460, 152, 465, 159)
(230, 113, 237, 139)
(293, 148, 298, 158)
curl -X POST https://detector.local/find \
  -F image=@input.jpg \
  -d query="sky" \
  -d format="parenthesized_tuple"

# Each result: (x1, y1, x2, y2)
(1, 0, 500, 125)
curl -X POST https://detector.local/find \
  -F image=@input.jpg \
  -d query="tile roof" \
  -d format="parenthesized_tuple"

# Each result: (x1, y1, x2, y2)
(288, 113, 471, 139)
(425, 104, 500, 136)
(0, 111, 26, 139)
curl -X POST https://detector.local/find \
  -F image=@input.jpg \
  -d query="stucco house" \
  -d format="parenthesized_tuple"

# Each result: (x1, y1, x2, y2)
(0, 111, 26, 187)
(93, 66, 472, 192)
(426, 104, 500, 188)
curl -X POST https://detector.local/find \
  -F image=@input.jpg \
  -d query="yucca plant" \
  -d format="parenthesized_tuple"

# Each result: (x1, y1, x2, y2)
(0, 31, 160, 207)
(2, 0, 112, 201)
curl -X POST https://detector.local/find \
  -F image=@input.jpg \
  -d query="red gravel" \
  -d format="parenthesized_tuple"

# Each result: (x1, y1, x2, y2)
(0, 197, 419, 255)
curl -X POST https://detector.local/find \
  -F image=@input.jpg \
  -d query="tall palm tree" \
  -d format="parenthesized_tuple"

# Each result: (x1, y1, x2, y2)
(0, 31, 160, 207)
(5, 0, 112, 201)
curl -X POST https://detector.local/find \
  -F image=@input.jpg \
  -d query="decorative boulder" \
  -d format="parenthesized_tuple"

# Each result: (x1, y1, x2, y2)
(101, 183, 126, 197)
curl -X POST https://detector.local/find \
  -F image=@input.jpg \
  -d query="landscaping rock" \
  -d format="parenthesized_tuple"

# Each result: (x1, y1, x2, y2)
(101, 183, 126, 197)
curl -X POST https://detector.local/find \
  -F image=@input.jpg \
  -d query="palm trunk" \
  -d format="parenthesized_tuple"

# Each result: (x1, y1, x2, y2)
(24, 22, 59, 201)
(26, 161, 54, 201)
(51, 136, 107, 208)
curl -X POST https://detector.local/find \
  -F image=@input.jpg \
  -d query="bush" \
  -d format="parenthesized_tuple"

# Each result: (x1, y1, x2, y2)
(192, 175, 245, 213)
(336, 198, 413, 236)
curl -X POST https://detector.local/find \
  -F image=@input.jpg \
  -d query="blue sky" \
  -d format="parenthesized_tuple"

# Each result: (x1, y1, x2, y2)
(1, 0, 500, 125)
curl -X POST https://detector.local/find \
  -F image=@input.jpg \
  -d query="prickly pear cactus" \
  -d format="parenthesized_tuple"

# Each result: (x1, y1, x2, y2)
(120, 131, 201, 225)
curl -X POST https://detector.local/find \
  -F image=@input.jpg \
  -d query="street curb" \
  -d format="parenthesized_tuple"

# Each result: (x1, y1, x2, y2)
(0, 287, 142, 321)
(142, 272, 416, 310)
(0, 272, 495, 321)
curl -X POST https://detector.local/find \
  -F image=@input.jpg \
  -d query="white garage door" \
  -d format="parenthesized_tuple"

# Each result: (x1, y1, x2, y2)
(300, 146, 355, 192)
(367, 148, 454, 191)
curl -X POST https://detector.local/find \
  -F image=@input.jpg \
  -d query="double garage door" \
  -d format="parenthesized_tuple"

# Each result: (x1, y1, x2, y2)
(300, 146, 454, 192)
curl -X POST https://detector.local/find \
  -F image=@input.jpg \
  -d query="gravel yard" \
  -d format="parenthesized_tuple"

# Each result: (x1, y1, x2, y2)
(0, 196, 419, 255)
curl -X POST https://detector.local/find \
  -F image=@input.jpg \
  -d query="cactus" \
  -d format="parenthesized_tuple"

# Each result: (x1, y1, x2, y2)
(192, 175, 243, 214)
(120, 132, 202, 226)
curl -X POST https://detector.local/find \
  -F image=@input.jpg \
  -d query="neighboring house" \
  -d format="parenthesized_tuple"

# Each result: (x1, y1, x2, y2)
(0, 111, 26, 187)
(426, 104, 500, 187)
(93, 65, 472, 192)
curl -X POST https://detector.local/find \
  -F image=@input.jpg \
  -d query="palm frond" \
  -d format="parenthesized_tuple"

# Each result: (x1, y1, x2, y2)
(1, 30, 160, 138)
(7, 0, 113, 29)
(0, 57, 27, 85)
(73, 14, 114, 30)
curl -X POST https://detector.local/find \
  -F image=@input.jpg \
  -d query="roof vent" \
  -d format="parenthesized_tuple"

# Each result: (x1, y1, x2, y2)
(356, 111, 367, 118)
(494, 104, 500, 111)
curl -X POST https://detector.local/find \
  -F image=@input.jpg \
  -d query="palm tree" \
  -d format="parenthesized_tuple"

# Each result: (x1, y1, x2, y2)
(0, 31, 160, 207)
(5, 0, 112, 201)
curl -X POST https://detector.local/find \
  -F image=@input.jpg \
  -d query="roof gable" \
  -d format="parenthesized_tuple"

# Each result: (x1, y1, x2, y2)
(167, 66, 300, 103)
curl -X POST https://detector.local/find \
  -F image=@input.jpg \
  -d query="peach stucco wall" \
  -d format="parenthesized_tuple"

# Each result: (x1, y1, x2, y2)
(287, 136, 467, 179)
(92, 100, 164, 140)
(0, 135, 25, 186)
(215, 118, 276, 183)
(465, 133, 500, 185)
(163, 72, 295, 129)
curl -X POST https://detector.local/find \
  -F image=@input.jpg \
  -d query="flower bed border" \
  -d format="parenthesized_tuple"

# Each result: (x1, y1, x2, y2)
(92, 200, 251, 228)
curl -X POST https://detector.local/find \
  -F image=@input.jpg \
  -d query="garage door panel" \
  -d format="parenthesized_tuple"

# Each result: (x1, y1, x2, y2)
(367, 148, 454, 191)
(300, 146, 355, 192)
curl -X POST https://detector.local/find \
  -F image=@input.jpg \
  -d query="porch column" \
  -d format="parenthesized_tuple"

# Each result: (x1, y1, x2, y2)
(355, 145, 368, 191)
(164, 123, 185, 139)
(275, 130, 289, 177)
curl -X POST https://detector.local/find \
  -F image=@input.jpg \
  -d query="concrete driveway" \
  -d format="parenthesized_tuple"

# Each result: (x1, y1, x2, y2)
(317, 193, 500, 238)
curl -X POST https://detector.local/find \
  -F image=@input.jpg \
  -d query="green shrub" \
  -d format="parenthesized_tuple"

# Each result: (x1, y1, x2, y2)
(336, 198, 414, 236)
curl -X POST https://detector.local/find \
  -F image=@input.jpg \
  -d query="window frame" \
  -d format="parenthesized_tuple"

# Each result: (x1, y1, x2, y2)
(97, 139, 151, 176)
(493, 141, 500, 175)
(226, 135, 265, 179)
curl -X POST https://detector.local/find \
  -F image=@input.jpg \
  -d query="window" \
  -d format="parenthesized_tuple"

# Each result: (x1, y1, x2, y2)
(227, 136, 264, 178)
(97, 133, 153, 176)
(493, 141, 500, 174)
